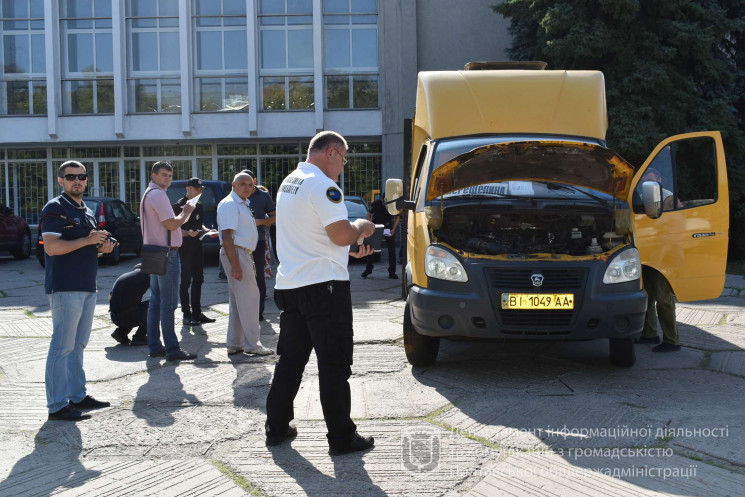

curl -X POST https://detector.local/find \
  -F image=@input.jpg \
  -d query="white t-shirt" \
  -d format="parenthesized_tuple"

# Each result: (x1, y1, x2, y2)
(275, 162, 349, 289)
(216, 190, 258, 251)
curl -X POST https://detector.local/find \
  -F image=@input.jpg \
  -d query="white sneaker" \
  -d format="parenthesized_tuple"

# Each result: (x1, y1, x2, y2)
(227, 347, 243, 355)
(246, 345, 274, 356)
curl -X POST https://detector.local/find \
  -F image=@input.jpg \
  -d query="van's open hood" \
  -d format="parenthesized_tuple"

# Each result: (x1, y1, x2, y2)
(427, 141, 635, 201)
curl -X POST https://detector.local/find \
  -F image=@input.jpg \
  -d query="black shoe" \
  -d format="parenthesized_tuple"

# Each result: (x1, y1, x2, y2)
(259, 314, 265, 322)
(166, 349, 197, 361)
(149, 349, 166, 358)
(361, 270, 371, 279)
(183, 315, 198, 326)
(49, 405, 91, 421)
(329, 433, 375, 455)
(389, 273, 399, 279)
(195, 314, 216, 324)
(130, 337, 147, 346)
(111, 329, 130, 345)
(266, 424, 298, 446)
(636, 336, 660, 344)
(653, 342, 681, 353)
(218, 273, 227, 280)
(70, 395, 110, 410)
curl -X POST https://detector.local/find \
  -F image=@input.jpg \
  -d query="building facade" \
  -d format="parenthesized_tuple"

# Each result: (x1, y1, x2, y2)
(0, 0, 508, 224)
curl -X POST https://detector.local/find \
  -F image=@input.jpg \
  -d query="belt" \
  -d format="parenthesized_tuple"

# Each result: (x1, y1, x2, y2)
(169, 246, 180, 250)
(235, 245, 253, 254)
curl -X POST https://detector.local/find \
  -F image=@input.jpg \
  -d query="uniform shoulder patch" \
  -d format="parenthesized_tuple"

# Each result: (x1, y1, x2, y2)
(326, 187, 342, 203)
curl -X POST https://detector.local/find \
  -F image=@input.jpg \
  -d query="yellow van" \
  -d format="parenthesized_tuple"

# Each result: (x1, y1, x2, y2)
(386, 66, 729, 367)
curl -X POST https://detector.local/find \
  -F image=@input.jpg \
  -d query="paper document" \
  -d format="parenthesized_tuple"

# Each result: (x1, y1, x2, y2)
(383, 228, 391, 237)
(186, 193, 201, 206)
(199, 230, 219, 241)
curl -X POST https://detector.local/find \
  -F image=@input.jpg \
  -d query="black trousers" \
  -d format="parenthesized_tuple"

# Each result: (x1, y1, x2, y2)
(252, 239, 267, 317)
(265, 280, 356, 446)
(179, 238, 204, 317)
(366, 234, 397, 275)
(111, 300, 149, 341)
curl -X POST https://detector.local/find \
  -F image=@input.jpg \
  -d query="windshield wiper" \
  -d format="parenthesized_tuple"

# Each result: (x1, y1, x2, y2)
(536, 181, 613, 209)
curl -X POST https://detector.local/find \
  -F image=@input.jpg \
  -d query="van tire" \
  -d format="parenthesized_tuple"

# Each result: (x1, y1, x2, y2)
(609, 337, 636, 367)
(404, 300, 440, 366)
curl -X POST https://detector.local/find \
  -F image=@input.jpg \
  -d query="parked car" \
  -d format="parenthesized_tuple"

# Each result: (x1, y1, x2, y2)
(0, 204, 32, 260)
(344, 195, 369, 223)
(37, 197, 142, 267)
(166, 180, 232, 255)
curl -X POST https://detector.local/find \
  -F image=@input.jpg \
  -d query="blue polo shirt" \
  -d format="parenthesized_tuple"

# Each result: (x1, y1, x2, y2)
(41, 193, 99, 294)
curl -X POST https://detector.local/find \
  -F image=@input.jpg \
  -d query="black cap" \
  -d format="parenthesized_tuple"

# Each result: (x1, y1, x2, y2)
(187, 177, 203, 188)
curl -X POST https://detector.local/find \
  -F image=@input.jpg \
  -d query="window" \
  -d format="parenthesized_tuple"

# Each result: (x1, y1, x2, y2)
(0, 0, 46, 115)
(126, 0, 181, 113)
(60, 0, 114, 114)
(192, 0, 248, 112)
(258, 0, 313, 111)
(323, 0, 378, 109)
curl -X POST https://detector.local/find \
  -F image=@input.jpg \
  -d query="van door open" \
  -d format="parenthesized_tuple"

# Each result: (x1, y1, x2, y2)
(630, 131, 729, 302)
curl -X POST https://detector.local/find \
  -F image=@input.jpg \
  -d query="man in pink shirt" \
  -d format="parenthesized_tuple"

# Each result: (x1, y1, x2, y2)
(140, 161, 197, 362)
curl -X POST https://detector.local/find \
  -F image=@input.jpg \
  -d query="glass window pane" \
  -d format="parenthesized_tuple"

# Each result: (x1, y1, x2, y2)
(260, 0, 283, 15)
(30, 20, 43, 29)
(94, 0, 112, 18)
(3, 0, 23, 18)
(132, 32, 157, 71)
(261, 30, 285, 69)
(66, 0, 93, 18)
(68, 18, 93, 29)
(32, 81, 46, 114)
(97, 79, 114, 112)
(353, 75, 377, 108)
(324, 29, 349, 68)
(323, 14, 349, 25)
(289, 77, 313, 110)
(198, 79, 222, 111)
(130, 0, 155, 17)
(351, 14, 376, 24)
(196, 16, 221, 27)
(6, 81, 29, 114)
(224, 16, 246, 26)
(262, 77, 285, 110)
(95, 33, 113, 72)
(132, 17, 157, 27)
(225, 78, 248, 111)
(31, 34, 45, 73)
(197, 31, 222, 70)
(288, 29, 312, 69)
(224, 0, 246, 15)
(224, 30, 247, 70)
(67, 33, 94, 72)
(194, 0, 220, 16)
(3, 19, 27, 30)
(31, 0, 44, 18)
(160, 32, 180, 71)
(159, 0, 178, 16)
(288, 15, 312, 25)
(159, 17, 178, 27)
(3, 35, 29, 73)
(288, 0, 312, 14)
(351, 0, 376, 13)
(352, 29, 376, 67)
(68, 80, 94, 113)
(326, 75, 349, 109)
(161, 80, 181, 112)
(134, 79, 157, 112)
(95, 18, 112, 28)
(324, 0, 348, 14)
(260, 16, 284, 26)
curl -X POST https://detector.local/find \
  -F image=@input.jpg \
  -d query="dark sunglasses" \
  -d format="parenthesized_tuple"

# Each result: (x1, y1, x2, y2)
(62, 173, 88, 181)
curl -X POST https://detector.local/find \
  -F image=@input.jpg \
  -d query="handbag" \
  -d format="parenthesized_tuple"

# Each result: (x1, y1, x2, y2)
(139, 189, 171, 276)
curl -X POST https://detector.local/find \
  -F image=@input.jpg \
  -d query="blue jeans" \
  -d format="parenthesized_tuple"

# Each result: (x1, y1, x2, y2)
(147, 250, 181, 355)
(45, 291, 97, 413)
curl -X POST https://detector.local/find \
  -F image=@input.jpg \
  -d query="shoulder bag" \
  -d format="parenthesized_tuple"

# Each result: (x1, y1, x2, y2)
(140, 189, 171, 276)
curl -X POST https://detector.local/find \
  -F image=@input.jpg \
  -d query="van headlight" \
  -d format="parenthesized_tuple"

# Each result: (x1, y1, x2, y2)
(603, 248, 641, 284)
(425, 245, 468, 282)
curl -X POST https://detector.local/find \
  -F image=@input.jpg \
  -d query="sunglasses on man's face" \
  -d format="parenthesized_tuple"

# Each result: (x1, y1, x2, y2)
(62, 173, 88, 181)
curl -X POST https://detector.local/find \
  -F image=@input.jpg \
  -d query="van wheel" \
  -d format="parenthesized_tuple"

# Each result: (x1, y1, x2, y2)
(404, 300, 439, 366)
(609, 338, 636, 367)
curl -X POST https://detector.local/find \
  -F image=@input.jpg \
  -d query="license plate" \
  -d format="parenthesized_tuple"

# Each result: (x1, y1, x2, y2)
(501, 293, 574, 310)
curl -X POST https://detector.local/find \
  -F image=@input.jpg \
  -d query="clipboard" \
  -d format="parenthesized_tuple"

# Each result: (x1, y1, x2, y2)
(350, 224, 385, 253)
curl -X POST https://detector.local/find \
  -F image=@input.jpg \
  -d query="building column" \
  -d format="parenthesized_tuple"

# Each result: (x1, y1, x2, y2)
(112, 0, 125, 137)
(43, 0, 59, 138)
(179, 0, 192, 136)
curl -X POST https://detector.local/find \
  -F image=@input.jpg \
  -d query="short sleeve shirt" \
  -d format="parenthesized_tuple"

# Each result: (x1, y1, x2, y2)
(369, 198, 394, 228)
(216, 190, 258, 250)
(140, 183, 182, 247)
(174, 195, 205, 233)
(275, 162, 350, 289)
(247, 188, 276, 241)
(41, 193, 99, 294)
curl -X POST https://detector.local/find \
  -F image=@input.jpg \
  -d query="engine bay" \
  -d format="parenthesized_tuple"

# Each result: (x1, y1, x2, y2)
(432, 203, 626, 256)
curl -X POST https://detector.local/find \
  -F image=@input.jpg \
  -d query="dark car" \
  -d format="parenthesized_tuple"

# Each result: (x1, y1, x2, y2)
(37, 197, 142, 267)
(0, 204, 32, 260)
(166, 180, 232, 255)
(344, 195, 369, 224)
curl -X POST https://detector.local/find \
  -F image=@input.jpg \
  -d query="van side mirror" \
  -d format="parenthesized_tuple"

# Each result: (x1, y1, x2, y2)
(641, 181, 662, 219)
(385, 179, 415, 215)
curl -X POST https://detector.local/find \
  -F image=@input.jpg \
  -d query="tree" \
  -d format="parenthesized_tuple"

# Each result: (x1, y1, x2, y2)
(493, 0, 745, 257)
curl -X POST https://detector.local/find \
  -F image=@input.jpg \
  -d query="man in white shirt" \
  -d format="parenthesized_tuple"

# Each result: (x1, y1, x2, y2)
(216, 172, 274, 356)
(265, 131, 376, 455)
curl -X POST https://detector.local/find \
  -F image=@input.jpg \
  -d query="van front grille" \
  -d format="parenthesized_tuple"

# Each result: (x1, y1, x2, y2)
(486, 268, 586, 291)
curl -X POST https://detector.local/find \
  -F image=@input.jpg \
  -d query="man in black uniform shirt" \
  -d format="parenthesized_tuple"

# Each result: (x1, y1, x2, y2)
(110, 264, 150, 346)
(173, 177, 216, 326)
(361, 195, 399, 279)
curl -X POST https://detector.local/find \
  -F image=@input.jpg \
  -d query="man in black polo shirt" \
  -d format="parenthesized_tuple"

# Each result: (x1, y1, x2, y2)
(361, 196, 399, 279)
(41, 161, 115, 421)
(173, 177, 216, 326)
(109, 264, 150, 346)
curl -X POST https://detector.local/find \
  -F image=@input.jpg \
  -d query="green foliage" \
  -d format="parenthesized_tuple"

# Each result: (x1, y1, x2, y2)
(493, 0, 745, 258)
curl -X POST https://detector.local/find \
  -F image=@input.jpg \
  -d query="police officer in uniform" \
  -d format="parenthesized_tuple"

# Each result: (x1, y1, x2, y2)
(265, 131, 376, 455)
(173, 177, 215, 326)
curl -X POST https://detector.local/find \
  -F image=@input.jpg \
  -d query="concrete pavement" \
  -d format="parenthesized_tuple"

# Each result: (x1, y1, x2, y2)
(1, 255, 745, 496)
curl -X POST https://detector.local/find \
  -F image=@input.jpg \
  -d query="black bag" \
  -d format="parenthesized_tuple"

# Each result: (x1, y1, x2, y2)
(139, 189, 171, 276)
(140, 244, 168, 275)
